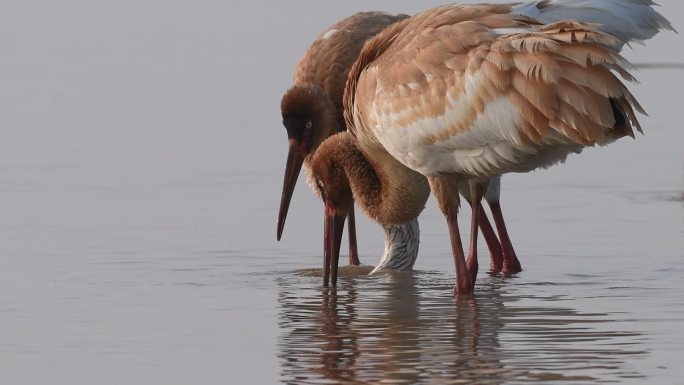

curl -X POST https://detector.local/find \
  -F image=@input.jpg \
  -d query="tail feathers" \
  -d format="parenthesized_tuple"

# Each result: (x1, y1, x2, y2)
(499, 21, 644, 146)
(514, 0, 676, 48)
(611, 98, 626, 128)
(606, 96, 646, 141)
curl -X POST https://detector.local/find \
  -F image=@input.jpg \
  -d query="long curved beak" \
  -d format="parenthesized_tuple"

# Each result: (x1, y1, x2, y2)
(323, 201, 346, 287)
(277, 139, 307, 241)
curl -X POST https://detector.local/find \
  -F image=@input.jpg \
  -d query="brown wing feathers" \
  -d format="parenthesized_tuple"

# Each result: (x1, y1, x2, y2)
(487, 21, 642, 145)
(344, 5, 643, 148)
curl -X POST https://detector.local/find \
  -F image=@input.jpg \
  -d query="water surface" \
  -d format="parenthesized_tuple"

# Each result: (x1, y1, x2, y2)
(0, 1, 682, 384)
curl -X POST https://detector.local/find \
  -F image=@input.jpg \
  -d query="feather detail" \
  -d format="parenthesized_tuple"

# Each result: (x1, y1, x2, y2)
(345, 4, 646, 177)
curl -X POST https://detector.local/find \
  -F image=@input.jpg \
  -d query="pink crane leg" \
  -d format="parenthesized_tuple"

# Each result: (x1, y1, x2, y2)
(466, 182, 485, 285)
(447, 213, 474, 295)
(489, 201, 522, 274)
(467, 205, 480, 285)
(478, 209, 504, 273)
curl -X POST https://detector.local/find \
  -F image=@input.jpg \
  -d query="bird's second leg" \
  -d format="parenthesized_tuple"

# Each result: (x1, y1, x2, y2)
(347, 205, 361, 266)
(461, 181, 504, 274)
(489, 201, 522, 274)
(447, 211, 473, 296)
(429, 176, 473, 296)
(478, 207, 503, 273)
(466, 181, 485, 285)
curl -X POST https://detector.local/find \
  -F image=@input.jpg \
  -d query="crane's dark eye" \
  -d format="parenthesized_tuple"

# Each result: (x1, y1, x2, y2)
(283, 115, 313, 141)
(316, 179, 324, 190)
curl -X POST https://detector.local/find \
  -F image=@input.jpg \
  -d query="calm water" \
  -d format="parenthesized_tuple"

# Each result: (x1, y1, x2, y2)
(0, 1, 682, 384)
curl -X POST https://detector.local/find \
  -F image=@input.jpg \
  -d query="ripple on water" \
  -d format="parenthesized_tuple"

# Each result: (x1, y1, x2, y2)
(276, 270, 649, 385)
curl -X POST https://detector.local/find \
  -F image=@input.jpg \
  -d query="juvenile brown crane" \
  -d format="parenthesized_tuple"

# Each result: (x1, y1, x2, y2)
(311, 4, 645, 295)
(278, 12, 408, 272)
(279, 12, 513, 284)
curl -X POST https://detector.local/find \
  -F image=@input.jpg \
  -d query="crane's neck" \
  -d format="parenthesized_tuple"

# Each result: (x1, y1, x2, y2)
(371, 218, 420, 273)
(335, 133, 430, 225)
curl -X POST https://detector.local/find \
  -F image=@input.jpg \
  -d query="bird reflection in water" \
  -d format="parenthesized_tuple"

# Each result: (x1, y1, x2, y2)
(317, 286, 361, 382)
(277, 271, 648, 384)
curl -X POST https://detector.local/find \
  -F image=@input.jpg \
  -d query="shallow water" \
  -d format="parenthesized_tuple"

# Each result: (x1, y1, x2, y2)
(0, 1, 683, 384)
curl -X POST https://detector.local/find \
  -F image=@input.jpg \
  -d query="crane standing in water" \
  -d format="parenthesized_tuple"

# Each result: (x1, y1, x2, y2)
(279, 11, 522, 282)
(277, 13, 407, 265)
(280, 1, 673, 288)
(309, 3, 668, 294)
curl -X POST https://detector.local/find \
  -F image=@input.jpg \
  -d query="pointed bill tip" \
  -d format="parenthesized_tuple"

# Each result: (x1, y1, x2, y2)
(276, 140, 307, 241)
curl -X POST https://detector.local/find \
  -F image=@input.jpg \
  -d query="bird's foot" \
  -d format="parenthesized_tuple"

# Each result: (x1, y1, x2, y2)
(348, 252, 361, 266)
(453, 276, 475, 296)
(489, 249, 504, 274)
(502, 252, 522, 275)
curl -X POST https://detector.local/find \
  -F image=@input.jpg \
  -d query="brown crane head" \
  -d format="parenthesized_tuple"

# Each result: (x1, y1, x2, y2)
(308, 133, 356, 286)
(277, 85, 339, 240)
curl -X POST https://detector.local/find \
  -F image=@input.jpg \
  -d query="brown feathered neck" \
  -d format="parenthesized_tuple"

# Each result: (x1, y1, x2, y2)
(309, 132, 430, 225)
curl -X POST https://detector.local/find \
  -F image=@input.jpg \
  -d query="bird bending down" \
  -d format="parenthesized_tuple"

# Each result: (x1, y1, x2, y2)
(279, 12, 517, 284)
(312, 4, 644, 295)
(309, 132, 430, 287)
(284, 1, 672, 286)
(277, 12, 408, 278)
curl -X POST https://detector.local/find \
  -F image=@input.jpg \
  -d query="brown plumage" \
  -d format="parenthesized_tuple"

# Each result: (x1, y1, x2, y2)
(291, 12, 409, 130)
(310, 132, 430, 226)
(309, 132, 431, 287)
(277, 12, 408, 283)
(330, 4, 644, 295)
(345, 7, 641, 166)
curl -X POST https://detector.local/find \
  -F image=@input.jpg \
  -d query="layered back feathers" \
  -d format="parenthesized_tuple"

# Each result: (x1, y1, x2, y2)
(345, 4, 645, 157)
(293, 12, 408, 129)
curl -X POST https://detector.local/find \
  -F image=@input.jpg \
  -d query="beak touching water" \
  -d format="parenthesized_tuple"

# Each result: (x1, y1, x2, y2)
(323, 201, 346, 287)
(277, 139, 308, 241)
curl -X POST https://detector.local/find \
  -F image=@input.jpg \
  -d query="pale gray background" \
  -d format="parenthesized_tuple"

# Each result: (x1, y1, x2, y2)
(0, 1, 682, 384)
